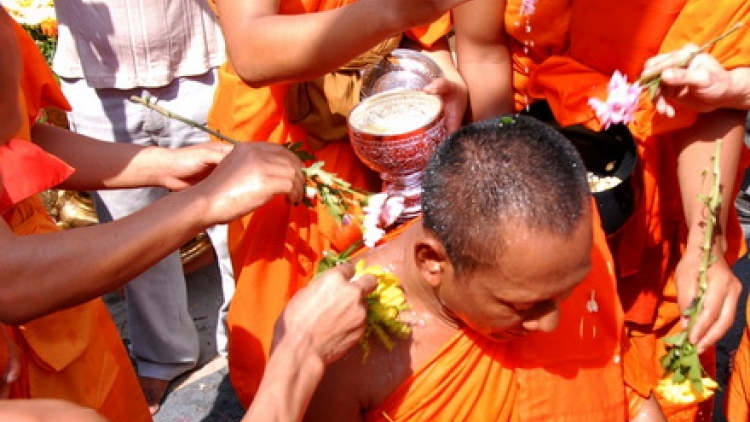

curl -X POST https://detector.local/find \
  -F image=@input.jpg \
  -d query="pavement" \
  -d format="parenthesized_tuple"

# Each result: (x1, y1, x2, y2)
(103, 261, 246, 422)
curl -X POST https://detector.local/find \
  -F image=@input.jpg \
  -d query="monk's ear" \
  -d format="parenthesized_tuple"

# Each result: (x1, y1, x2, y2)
(414, 236, 451, 287)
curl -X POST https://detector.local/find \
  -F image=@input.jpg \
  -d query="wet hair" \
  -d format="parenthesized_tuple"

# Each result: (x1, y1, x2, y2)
(421, 114, 590, 275)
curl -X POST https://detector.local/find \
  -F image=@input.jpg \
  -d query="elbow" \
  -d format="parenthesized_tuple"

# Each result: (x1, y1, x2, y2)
(227, 55, 277, 88)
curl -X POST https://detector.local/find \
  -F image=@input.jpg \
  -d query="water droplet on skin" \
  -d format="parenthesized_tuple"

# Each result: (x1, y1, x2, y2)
(528, 40, 535, 47)
(525, 24, 532, 33)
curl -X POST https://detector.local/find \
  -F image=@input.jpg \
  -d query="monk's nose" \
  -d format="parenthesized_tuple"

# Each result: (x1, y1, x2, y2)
(521, 306, 560, 333)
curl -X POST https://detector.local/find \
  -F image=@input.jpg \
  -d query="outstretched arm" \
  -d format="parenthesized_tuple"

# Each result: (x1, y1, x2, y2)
(0, 142, 304, 325)
(215, 0, 471, 87)
(242, 265, 377, 422)
(672, 108, 746, 353)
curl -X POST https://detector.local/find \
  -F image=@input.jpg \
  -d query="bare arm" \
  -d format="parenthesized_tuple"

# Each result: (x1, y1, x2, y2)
(672, 108, 746, 352)
(242, 266, 377, 422)
(0, 142, 304, 324)
(216, 0, 470, 86)
(0, 399, 109, 422)
(452, 0, 512, 121)
(31, 123, 231, 192)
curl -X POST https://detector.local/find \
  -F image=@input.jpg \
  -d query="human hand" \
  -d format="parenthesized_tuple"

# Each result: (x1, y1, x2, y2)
(674, 248, 741, 354)
(641, 45, 734, 117)
(158, 142, 234, 190)
(423, 76, 468, 133)
(273, 263, 378, 364)
(194, 142, 305, 224)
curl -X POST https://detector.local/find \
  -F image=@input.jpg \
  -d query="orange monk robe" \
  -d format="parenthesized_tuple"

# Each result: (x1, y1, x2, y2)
(726, 306, 750, 422)
(207, 0, 452, 406)
(505, 0, 750, 418)
(0, 22, 151, 422)
(366, 206, 628, 422)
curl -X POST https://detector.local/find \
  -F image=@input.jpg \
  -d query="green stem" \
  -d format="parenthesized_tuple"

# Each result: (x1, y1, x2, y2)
(129, 95, 239, 145)
(690, 140, 723, 331)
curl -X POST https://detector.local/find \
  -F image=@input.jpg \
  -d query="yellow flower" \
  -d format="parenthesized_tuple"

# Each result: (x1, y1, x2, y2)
(655, 377, 718, 404)
(355, 260, 411, 361)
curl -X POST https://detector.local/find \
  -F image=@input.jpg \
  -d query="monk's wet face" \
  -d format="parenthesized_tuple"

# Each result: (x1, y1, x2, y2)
(438, 214, 593, 342)
(0, 8, 23, 145)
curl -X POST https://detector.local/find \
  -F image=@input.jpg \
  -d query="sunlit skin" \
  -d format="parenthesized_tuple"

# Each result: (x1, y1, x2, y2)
(432, 212, 594, 342)
(300, 209, 596, 420)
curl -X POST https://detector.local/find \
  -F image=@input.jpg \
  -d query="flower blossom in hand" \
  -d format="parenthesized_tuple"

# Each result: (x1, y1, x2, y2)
(588, 70, 642, 129)
(362, 193, 405, 248)
(519, 0, 538, 16)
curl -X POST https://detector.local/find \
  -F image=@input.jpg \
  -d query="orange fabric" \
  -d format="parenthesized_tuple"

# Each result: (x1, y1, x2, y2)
(0, 23, 74, 214)
(211, 0, 452, 407)
(511, 206, 628, 421)
(506, 0, 750, 417)
(0, 139, 74, 214)
(364, 329, 519, 422)
(0, 20, 151, 422)
(727, 328, 750, 422)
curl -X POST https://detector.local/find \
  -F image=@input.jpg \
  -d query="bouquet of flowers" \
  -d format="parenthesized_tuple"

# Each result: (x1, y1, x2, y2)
(2, 0, 57, 65)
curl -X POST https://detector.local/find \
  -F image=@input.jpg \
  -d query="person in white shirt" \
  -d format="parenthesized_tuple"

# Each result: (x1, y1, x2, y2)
(52, 0, 234, 413)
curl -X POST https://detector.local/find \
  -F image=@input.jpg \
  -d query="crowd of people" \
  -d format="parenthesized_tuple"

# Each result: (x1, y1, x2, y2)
(2, 0, 750, 421)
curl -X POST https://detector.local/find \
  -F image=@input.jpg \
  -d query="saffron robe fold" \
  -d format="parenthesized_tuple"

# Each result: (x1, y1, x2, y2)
(505, 0, 750, 418)
(208, 0, 452, 406)
(726, 314, 750, 422)
(365, 207, 628, 422)
(1, 21, 151, 422)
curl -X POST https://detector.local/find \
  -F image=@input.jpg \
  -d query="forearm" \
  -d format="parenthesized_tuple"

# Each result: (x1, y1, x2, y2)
(243, 335, 326, 422)
(31, 123, 169, 190)
(452, 0, 510, 121)
(459, 59, 513, 121)
(0, 189, 209, 324)
(218, 0, 404, 86)
(675, 108, 746, 252)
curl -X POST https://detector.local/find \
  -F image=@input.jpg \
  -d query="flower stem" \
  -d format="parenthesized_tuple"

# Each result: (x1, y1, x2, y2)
(129, 95, 239, 145)
(691, 141, 723, 329)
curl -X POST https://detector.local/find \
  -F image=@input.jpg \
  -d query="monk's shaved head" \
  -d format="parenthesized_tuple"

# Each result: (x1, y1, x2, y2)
(421, 114, 590, 275)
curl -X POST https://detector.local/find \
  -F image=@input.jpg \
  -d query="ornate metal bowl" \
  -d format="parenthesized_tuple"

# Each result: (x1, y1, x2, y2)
(348, 90, 447, 221)
(360, 49, 444, 99)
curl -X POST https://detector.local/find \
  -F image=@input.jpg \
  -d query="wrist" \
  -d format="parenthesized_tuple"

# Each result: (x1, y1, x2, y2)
(727, 68, 750, 110)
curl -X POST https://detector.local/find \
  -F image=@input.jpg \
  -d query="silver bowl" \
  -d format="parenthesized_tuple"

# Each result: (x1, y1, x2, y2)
(348, 90, 447, 221)
(360, 49, 444, 99)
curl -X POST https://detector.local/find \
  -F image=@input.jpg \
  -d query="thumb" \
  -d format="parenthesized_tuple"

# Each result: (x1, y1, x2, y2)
(351, 273, 379, 297)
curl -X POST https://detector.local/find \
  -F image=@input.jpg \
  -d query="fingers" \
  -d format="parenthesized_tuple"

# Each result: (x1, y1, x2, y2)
(351, 273, 378, 297)
(642, 44, 700, 78)
(691, 276, 741, 353)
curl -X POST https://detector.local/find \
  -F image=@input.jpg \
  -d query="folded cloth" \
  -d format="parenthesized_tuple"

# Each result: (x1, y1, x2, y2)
(0, 138, 74, 214)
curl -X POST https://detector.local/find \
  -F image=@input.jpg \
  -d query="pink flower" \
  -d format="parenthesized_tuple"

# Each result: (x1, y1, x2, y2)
(361, 193, 405, 248)
(520, 0, 538, 16)
(305, 186, 318, 201)
(588, 70, 642, 129)
(380, 195, 405, 227)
